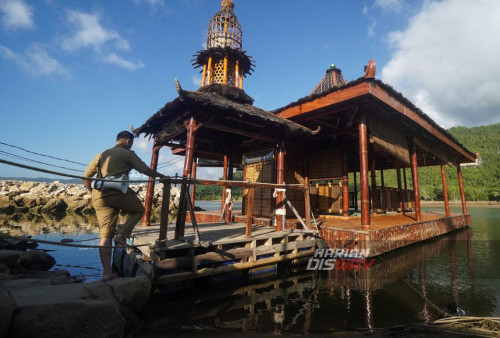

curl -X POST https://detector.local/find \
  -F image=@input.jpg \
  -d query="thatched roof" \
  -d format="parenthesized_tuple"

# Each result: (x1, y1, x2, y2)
(134, 84, 317, 153)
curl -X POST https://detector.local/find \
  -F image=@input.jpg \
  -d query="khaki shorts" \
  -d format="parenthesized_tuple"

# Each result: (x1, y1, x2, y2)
(93, 192, 145, 238)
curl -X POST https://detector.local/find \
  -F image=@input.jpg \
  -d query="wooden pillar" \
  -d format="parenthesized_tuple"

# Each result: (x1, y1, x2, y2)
(304, 160, 311, 228)
(457, 166, 468, 215)
(142, 145, 161, 226)
(353, 170, 358, 211)
(441, 164, 450, 217)
(225, 156, 233, 223)
(342, 150, 349, 217)
(275, 142, 286, 232)
(396, 162, 404, 213)
(410, 143, 422, 222)
(380, 169, 385, 212)
(221, 154, 229, 214)
(359, 115, 370, 229)
(403, 166, 408, 211)
(370, 155, 378, 214)
(190, 157, 197, 209)
(175, 117, 196, 239)
(246, 187, 254, 238)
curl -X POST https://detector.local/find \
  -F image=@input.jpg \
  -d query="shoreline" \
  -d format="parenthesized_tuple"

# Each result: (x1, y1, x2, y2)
(420, 200, 500, 208)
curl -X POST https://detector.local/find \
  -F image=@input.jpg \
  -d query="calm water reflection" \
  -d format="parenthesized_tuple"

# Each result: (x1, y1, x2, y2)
(1, 205, 499, 333)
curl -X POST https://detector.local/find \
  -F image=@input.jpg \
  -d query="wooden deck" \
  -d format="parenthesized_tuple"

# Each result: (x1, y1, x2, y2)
(112, 221, 319, 286)
(187, 209, 471, 257)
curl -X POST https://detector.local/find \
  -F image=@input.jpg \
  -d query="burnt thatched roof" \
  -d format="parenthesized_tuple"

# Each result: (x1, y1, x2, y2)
(134, 84, 316, 147)
(192, 47, 255, 76)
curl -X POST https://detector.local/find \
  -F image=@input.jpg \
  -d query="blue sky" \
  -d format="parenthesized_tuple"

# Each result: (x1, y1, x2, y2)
(1, 0, 499, 180)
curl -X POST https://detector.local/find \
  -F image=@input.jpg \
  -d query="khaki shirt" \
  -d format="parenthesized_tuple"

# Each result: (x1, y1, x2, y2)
(84, 144, 156, 198)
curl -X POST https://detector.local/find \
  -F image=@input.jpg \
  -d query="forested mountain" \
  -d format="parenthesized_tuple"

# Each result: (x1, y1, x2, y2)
(419, 122, 500, 201)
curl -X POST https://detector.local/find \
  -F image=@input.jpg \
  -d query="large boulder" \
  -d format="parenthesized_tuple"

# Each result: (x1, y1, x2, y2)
(9, 300, 125, 338)
(4, 277, 152, 337)
(0, 285, 16, 338)
(17, 250, 55, 271)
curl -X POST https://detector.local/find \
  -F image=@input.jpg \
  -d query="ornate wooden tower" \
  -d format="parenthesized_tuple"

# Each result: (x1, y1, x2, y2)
(193, 0, 254, 89)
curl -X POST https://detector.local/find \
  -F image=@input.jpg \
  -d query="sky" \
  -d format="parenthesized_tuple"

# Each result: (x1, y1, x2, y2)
(0, 0, 499, 180)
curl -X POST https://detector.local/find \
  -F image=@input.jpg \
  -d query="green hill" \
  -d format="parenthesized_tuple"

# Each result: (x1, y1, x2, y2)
(400, 123, 500, 201)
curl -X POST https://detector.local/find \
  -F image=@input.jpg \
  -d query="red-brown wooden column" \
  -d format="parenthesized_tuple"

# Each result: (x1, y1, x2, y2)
(304, 159, 311, 228)
(457, 166, 468, 215)
(441, 164, 450, 217)
(370, 155, 378, 214)
(142, 145, 161, 226)
(175, 117, 197, 239)
(359, 115, 370, 229)
(221, 154, 228, 214)
(342, 149, 349, 217)
(410, 143, 422, 222)
(275, 142, 286, 232)
(396, 162, 403, 213)
(225, 156, 233, 223)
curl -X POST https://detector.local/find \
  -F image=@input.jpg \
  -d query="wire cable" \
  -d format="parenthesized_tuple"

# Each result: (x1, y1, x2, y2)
(0, 150, 83, 172)
(0, 141, 87, 166)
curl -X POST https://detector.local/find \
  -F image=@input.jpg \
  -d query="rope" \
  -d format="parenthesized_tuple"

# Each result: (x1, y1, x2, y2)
(0, 234, 150, 249)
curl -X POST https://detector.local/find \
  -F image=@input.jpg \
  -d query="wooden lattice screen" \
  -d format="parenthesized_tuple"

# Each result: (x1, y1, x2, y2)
(243, 160, 275, 217)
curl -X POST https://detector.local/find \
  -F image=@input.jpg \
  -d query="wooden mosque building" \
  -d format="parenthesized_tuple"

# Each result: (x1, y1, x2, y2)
(132, 0, 476, 265)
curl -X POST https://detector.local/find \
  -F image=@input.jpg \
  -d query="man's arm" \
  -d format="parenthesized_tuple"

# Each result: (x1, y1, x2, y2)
(82, 154, 100, 191)
(129, 151, 166, 178)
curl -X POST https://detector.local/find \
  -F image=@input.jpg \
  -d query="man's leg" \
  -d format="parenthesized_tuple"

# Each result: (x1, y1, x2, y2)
(94, 198, 119, 281)
(113, 193, 145, 240)
(99, 237, 115, 281)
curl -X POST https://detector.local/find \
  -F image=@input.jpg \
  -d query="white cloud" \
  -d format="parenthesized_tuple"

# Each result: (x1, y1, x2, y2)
(0, 43, 69, 78)
(0, 0, 34, 31)
(381, 0, 500, 128)
(191, 74, 201, 87)
(61, 10, 129, 52)
(134, 135, 153, 153)
(104, 52, 145, 71)
(374, 0, 406, 14)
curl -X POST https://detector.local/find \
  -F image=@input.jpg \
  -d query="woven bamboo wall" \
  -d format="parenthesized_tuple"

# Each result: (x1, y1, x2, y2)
(310, 182, 342, 214)
(242, 160, 274, 217)
(307, 149, 343, 179)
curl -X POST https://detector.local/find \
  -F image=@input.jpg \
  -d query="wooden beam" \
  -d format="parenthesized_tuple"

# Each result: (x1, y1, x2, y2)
(277, 82, 371, 119)
(204, 122, 276, 143)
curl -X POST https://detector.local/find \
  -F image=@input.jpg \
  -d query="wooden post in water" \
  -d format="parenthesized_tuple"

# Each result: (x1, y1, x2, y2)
(221, 154, 228, 216)
(441, 164, 451, 217)
(358, 114, 370, 229)
(410, 143, 422, 222)
(142, 145, 161, 226)
(342, 149, 349, 217)
(175, 117, 197, 239)
(275, 141, 286, 232)
(457, 166, 468, 215)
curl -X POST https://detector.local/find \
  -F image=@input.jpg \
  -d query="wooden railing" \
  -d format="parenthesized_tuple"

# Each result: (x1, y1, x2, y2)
(158, 177, 310, 242)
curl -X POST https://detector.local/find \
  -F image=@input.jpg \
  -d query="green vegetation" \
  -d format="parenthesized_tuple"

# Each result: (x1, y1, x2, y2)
(373, 123, 500, 201)
(195, 171, 243, 200)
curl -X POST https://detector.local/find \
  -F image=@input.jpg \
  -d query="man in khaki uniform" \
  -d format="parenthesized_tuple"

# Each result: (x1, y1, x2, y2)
(83, 130, 165, 281)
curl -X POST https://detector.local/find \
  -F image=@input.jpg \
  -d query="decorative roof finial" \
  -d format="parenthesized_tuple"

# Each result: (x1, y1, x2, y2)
(221, 0, 234, 11)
